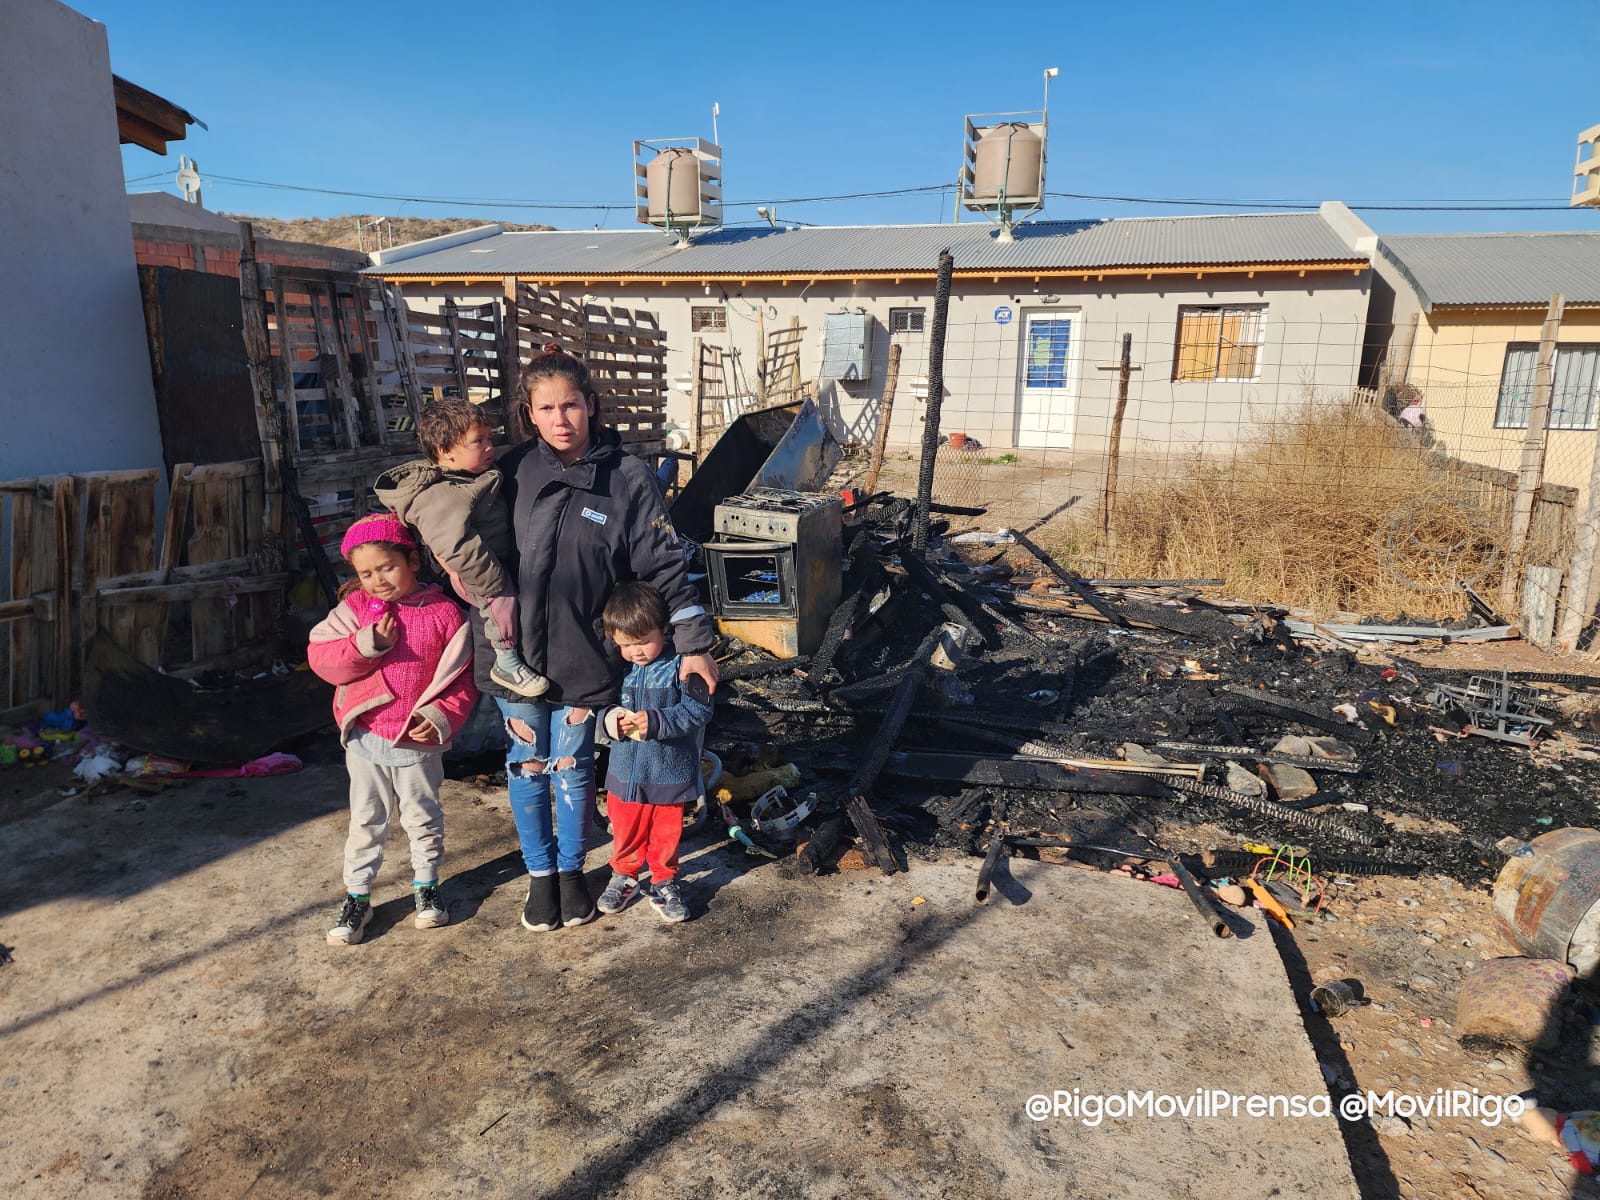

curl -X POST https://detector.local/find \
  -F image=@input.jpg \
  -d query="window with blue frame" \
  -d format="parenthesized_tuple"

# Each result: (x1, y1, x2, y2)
(1025, 319, 1073, 388)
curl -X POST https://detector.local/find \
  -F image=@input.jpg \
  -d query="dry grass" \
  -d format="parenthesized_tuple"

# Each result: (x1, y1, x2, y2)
(1049, 401, 1520, 620)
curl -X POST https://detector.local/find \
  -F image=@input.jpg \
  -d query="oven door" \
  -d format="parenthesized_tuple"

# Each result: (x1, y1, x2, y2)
(705, 539, 798, 618)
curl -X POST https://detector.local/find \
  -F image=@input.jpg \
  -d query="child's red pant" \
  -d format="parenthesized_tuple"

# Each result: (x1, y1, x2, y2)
(606, 793, 683, 882)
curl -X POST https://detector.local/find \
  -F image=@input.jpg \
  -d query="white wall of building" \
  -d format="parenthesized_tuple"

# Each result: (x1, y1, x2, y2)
(0, 0, 165, 482)
(404, 267, 1369, 467)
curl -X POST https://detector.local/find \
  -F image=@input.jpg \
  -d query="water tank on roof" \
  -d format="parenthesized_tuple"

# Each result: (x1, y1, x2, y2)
(646, 148, 704, 224)
(970, 123, 1043, 206)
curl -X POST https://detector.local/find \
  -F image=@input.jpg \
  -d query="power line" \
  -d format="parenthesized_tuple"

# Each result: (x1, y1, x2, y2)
(181, 170, 1583, 216)
(1049, 191, 1575, 212)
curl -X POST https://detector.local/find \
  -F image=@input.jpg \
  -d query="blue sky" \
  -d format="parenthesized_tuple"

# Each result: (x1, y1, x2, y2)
(100, 0, 1599, 235)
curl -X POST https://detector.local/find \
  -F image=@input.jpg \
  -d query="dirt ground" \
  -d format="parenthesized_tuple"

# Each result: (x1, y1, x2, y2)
(4, 638, 1599, 1199)
(3, 757, 1367, 1200)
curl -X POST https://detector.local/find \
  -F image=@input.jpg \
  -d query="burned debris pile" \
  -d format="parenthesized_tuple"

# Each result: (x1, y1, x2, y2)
(704, 494, 1600, 892)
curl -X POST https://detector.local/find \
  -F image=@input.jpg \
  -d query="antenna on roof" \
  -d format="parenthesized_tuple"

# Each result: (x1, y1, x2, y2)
(633, 135, 723, 246)
(175, 155, 202, 206)
(958, 67, 1057, 241)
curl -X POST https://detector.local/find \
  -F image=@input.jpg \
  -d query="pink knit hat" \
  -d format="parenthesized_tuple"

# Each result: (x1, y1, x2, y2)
(340, 513, 416, 560)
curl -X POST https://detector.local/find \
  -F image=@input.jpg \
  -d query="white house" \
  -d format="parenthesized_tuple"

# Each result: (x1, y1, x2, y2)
(371, 202, 1375, 462)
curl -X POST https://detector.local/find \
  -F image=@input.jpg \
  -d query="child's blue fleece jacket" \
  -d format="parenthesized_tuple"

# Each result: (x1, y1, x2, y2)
(598, 647, 713, 807)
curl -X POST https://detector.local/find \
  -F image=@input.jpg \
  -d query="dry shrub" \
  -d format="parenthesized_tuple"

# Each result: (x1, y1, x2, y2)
(1068, 401, 1510, 619)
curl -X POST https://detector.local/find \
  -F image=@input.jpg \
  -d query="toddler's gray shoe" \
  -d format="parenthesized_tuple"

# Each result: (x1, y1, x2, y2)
(597, 872, 640, 914)
(491, 654, 551, 698)
(647, 881, 689, 924)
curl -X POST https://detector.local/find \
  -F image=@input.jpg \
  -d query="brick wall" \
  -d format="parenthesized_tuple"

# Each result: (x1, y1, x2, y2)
(131, 226, 368, 279)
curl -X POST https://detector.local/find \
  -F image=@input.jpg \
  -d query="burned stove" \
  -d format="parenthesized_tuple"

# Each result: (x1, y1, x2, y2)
(705, 487, 842, 659)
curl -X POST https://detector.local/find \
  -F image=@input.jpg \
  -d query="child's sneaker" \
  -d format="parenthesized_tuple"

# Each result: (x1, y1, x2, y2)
(327, 895, 373, 945)
(597, 872, 640, 914)
(413, 884, 448, 929)
(491, 652, 550, 699)
(647, 880, 689, 924)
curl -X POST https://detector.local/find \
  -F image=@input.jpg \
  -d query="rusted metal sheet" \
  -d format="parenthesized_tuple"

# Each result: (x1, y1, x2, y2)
(1493, 827, 1600, 974)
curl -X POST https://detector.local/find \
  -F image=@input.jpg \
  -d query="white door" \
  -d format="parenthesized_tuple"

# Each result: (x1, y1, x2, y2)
(1016, 312, 1077, 449)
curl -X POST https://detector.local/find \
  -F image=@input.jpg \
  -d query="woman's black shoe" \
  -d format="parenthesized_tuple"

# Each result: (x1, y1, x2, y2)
(521, 873, 560, 932)
(559, 870, 597, 927)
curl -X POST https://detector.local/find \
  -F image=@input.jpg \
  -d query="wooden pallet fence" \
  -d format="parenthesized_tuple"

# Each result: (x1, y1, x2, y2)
(1, 461, 289, 716)
(86, 461, 284, 678)
(1, 476, 74, 718)
(513, 284, 668, 456)
(246, 259, 423, 584)
(264, 266, 413, 457)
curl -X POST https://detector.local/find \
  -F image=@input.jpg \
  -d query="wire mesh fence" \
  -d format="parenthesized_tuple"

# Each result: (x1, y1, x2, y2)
(814, 311, 1600, 647)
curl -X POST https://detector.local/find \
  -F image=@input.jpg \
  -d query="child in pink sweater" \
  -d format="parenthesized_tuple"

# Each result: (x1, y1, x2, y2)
(307, 514, 478, 946)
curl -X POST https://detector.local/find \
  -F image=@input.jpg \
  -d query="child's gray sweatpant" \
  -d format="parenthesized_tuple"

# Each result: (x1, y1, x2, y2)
(342, 748, 445, 893)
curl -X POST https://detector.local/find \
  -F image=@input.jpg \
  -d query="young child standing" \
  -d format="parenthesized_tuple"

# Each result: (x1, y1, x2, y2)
(595, 581, 714, 923)
(307, 514, 478, 945)
(375, 400, 548, 698)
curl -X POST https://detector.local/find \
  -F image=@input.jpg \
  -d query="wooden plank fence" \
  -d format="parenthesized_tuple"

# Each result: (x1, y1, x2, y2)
(512, 283, 668, 456)
(2, 461, 283, 718)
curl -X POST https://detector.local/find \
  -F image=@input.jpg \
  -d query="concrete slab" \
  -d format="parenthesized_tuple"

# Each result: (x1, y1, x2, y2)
(0, 768, 1360, 1198)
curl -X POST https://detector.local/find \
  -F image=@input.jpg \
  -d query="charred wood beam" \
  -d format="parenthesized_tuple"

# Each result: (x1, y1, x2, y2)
(1171, 855, 1233, 939)
(845, 793, 903, 875)
(1219, 684, 1377, 744)
(1154, 741, 1363, 774)
(900, 549, 989, 647)
(723, 691, 829, 714)
(720, 655, 811, 682)
(1010, 529, 1127, 626)
(840, 623, 966, 874)
(852, 749, 1174, 799)
(1213, 707, 1245, 744)
(1081, 578, 1225, 588)
(788, 812, 848, 877)
(829, 664, 913, 706)
(845, 705, 1076, 741)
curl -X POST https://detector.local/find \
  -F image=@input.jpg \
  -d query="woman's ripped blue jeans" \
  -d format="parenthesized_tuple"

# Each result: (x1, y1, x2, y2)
(493, 696, 595, 876)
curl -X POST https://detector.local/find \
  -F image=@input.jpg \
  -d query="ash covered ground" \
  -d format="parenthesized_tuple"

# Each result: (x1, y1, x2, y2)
(708, 508, 1600, 890)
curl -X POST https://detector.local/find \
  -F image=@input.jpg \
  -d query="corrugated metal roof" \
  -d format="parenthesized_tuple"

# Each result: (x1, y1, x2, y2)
(1378, 232, 1600, 309)
(367, 212, 1361, 278)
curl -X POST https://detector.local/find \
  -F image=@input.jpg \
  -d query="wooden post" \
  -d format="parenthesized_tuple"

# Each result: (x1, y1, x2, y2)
(1096, 333, 1141, 567)
(237, 223, 286, 570)
(1501, 294, 1566, 612)
(1561, 425, 1600, 650)
(443, 296, 468, 395)
(788, 314, 802, 398)
(689, 335, 705, 456)
(499, 275, 520, 422)
(755, 304, 767, 404)
(863, 341, 903, 496)
(50, 475, 77, 704)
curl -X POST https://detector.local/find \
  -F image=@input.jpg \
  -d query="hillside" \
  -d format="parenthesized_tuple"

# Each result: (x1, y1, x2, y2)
(217, 213, 554, 252)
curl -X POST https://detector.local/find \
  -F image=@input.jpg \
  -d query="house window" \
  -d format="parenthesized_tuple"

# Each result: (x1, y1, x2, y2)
(889, 307, 925, 334)
(691, 305, 727, 333)
(1495, 344, 1600, 430)
(1173, 306, 1266, 382)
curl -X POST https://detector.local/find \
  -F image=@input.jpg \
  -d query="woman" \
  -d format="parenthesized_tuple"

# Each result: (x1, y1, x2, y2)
(483, 344, 718, 934)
